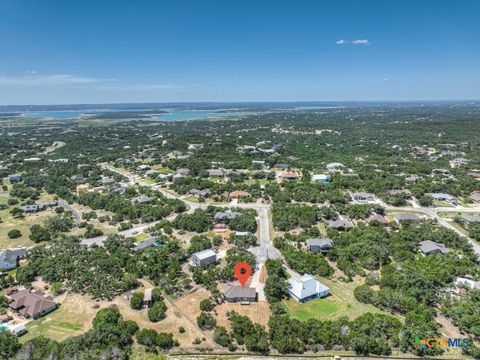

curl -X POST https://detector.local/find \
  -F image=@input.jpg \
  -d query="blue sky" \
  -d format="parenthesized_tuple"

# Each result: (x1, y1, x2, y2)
(0, 0, 479, 104)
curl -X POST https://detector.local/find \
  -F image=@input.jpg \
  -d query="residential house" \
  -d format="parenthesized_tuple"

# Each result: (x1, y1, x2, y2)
(167, 150, 184, 159)
(207, 169, 224, 178)
(177, 168, 190, 176)
(76, 184, 90, 196)
(100, 176, 115, 186)
(307, 238, 333, 253)
(351, 192, 377, 203)
(311, 174, 330, 185)
(21, 204, 39, 213)
(137, 152, 152, 159)
(405, 175, 419, 182)
(429, 192, 458, 205)
(214, 210, 241, 222)
(468, 172, 480, 180)
(326, 162, 345, 171)
(388, 189, 411, 196)
(460, 215, 480, 224)
(0, 248, 27, 271)
(327, 216, 354, 230)
(432, 168, 451, 176)
(8, 174, 22, 183)
(450, 158, 469, 167)
(189, 189, 210, 197)
(137, 164, 151, 171)
(394, 214, 422, 223)
(192, 249, 217, 267)
(234, 231, 250, 237)
(9, 289, 57, 319)
(134, 195, 153, 205)
(133, 237, 163, 252)
(288, 274, 330, 303)
(230, 191, 251, 199)
(452, 277, 480, 295)
(366, 214, 389, 225)
(188, 143, 204, 151)
(213, 223, 228, 233)
(70, 174, 85, 183)
(469, 192, 480, 203)
(278, 171, 300, 182)
(223, 284, 257, 303)
(419, 240, 448, 255)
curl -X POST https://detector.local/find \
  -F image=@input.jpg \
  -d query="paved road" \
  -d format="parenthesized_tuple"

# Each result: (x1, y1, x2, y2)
(58, 201, 81, 226)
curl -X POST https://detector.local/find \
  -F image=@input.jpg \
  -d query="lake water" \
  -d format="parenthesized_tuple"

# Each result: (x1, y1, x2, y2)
(152, 110, 248, 121)
(20, 109, 249, 121)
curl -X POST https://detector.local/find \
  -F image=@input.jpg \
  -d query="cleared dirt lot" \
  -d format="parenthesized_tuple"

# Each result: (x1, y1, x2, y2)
(215, 301, 271, 330)
(115, 287, 217, 349)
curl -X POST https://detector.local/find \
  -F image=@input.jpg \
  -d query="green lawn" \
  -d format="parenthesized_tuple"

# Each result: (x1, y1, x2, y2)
(22, 313, 84, 343)
(245, 178, 273, 186)
(284, 297, 342, 321)
(284, 276, 393, 322)
(134, 233, 150, 242)
(21, 294, 91, 343)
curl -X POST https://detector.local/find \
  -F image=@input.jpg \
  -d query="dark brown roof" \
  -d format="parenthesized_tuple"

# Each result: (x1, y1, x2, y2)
(9, 289, 56, 317)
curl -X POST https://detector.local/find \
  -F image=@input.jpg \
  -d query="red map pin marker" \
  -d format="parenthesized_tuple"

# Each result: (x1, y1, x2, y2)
(234, 262, 252, 288)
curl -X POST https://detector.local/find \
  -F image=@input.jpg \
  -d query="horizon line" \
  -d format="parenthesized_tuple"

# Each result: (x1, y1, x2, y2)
(1, 99, 479, 107)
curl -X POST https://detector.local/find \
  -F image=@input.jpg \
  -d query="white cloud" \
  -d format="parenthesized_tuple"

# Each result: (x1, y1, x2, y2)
(98, 83, 185, 91)
(0, 72, 190, 92)
(351, 39, 371, 45)
(336, 39, 371, 46)
(0, 73, 116, 86)
(382, 77, 390, 81)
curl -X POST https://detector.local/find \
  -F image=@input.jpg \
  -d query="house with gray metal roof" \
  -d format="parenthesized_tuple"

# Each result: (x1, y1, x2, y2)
(0, 248, 27, 271)
(327, 216, 354, 230)
(419, 240, 448, 255)
(8, 174, 22, 183)
(214, 210, 241, 222)
(307, 238, 333, 252)
(223, 284, 257, 303)
(394, 213, 422, 223)
(192, 249, 217, 267)
(207, 169, 224, 178)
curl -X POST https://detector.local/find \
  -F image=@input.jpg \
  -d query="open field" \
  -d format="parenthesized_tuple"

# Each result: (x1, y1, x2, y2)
(0, 208, 55, 249)
(22, 293, 97, 343)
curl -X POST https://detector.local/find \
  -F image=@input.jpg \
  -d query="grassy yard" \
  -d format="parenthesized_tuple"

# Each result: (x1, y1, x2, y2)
(284, 276, 392, 321)
(134, 233, 150, 242)
(284, 297, 342, 321)
(245, 178, 273, 186)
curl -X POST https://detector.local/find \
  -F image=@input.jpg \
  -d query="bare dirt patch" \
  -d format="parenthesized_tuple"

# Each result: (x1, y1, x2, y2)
(215, 301, 271, 330)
